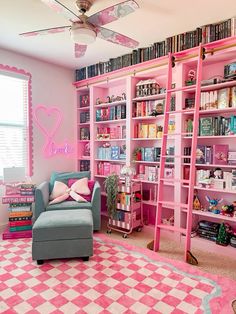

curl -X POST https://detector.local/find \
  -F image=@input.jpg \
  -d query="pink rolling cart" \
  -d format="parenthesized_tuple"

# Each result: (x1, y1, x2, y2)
(107, 180, 143, 238)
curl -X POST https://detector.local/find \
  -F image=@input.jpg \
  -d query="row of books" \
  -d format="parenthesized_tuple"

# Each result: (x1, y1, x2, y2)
(185, 116, 236, 136)
(8, 203, 32, 212)
(134, 121, 176, 139)
(80, 127, 90, 140)
(196, 169, 236, 190)
(96, 105, 126, 122)
(134, 123, 163, 139)
(79, 94, 89, 108)
(109, 211, 136, 224)
(133, 99, 165, 117)
(8, 211, 32, 232)
(138, 165, 175, 181)
(117, 192, 131, 206)
(199, 87, 236, 111)
(199, 116, 236, 136)
(184, 144, 236, 165)
(80, 160, 90, 171)
(5, 183, 36, 196)
(80, 111, 90, 124)
(97, 162, 122, 176)
(96, 126, 126, 140)
(97, 145, 126, 160)
(75, 17, 236, 81)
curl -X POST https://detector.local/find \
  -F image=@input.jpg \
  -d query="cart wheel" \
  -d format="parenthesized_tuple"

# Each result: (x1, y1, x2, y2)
(107, 229, 112, 234)
(137, 227, 142, 232)
(123, 233, 128, 238)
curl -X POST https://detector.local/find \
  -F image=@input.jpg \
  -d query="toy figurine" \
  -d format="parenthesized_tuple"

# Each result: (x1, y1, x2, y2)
(205, 196, 223, 214)
(96, 98, 102, 105)
(122, 92, 126, 100)
(221, 204, 235, 217)
(213, 168, 223, 179)
(193, 190, 202, 210)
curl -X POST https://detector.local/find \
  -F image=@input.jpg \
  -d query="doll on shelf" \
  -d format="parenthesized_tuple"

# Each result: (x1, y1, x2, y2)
(213, 168, 223, 179)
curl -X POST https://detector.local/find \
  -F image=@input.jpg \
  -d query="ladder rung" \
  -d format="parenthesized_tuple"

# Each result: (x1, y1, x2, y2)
(166, 109, 194, 114)
(159, 201, 188, 208)
(160, 178, 190, 184)
(157, 224, 186, 234)
(162, 155, 186, 159)
(163, 133, 182, 136)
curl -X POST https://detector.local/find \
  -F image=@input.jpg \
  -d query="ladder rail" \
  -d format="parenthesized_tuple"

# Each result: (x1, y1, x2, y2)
(184, 45, 204, 261)
(153, 47, 204, 261)
(153, 53, 174, 252)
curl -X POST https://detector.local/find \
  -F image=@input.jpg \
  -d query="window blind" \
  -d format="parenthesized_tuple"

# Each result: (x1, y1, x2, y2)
(0, 73, 29, 178)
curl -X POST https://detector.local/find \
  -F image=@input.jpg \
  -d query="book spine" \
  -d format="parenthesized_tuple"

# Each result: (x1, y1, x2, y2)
(2, 196, 34, 204)
(9, 225, 32, 232)
(9, 220, 32, 227)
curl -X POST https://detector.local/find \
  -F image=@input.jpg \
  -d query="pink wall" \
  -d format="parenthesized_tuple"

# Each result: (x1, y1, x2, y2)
(0, 47, 76, 228)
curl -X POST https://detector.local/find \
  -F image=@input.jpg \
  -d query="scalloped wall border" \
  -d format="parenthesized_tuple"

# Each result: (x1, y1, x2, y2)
(0, 64, 33, 177)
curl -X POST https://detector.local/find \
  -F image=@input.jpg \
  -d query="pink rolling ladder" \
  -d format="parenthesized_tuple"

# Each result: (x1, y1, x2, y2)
(153, 45, 204, 262)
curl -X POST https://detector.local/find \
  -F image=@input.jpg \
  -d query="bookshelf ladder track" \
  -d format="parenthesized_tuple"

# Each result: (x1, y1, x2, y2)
(153, 45, 203, 262)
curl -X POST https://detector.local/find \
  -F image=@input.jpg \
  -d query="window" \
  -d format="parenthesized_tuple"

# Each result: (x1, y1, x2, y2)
(0, 66, 33, 179)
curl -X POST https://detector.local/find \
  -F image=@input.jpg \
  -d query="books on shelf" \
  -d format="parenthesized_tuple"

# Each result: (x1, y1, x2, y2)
(96, 125, 126, 140)
(80, 127, 90, 140)
(80, 111, 90, 123)
(79, 94, 89, 107)
(80, 160, 90, 171)
(75, 17, 236, 81)
(97, 162, 122, 176)
(212, 144, 229, 165)
(95, 105, 126, 122)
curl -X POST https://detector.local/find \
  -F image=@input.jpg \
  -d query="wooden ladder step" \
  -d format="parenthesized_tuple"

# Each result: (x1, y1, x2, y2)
(156, 224, 186, 234)
(160, 178, 190, 184)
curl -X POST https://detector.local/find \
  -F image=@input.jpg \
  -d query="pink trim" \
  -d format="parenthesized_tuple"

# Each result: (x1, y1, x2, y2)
(0, 64, 33, 177)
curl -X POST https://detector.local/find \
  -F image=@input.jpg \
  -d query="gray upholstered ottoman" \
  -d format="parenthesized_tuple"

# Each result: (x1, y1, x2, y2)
(32, 209, 93, 265)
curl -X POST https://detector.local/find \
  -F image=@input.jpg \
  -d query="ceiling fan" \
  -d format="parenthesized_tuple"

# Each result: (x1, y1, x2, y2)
(20, 0, 139, 58)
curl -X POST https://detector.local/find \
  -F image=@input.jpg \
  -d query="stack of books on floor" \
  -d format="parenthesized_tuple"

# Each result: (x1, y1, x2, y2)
(2, 184, 36, 240)
(197, 220, 220, 242)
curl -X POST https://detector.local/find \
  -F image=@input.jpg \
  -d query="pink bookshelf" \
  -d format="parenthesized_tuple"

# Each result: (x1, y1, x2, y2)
(75, 36, 236, 259)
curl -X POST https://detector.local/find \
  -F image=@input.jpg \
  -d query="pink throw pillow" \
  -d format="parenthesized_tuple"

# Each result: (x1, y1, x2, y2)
(49, 180, 88, 204)
(68, 179, 95, 202)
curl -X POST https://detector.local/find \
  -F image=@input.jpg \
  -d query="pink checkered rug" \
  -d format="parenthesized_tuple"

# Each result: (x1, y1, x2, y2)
(0, 234, 236, 314)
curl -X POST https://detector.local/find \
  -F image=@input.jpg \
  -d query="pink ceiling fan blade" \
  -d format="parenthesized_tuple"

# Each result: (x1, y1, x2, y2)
(40, 0, 81, 22)
(19, 26, 70, 37)
(75, 44, 87, 58)
(88, 0, 139, 26)
(96, 26, 139, 49)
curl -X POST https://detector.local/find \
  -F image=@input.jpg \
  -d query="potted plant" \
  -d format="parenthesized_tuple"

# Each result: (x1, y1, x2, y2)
(104, 174, 119, 219)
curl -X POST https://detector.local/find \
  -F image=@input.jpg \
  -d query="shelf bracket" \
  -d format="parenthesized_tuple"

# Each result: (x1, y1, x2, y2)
(171, 56, 175, 68)
(201, 47, 206, 60)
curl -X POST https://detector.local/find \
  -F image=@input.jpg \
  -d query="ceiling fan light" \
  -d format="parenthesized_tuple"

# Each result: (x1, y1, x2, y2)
(71, 27, 96, 44)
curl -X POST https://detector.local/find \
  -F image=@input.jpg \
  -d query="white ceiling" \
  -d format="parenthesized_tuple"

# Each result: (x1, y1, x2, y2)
(1, 0, 236, 70)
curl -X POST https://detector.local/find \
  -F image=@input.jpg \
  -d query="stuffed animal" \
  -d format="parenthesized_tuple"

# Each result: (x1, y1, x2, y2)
(205, 196, 223, 214)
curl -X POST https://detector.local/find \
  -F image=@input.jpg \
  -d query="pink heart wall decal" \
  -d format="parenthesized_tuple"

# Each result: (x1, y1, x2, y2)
(34, 105, 62, 140)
